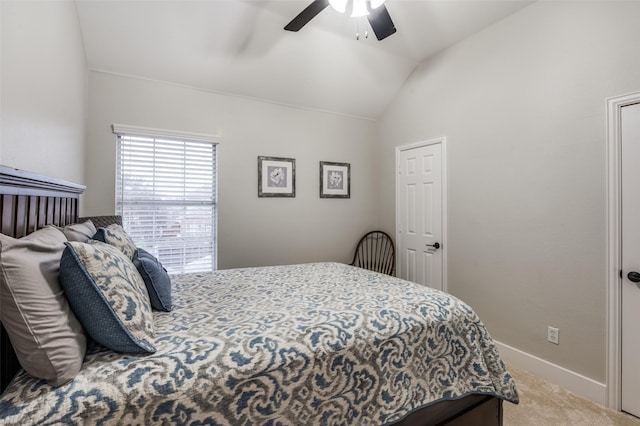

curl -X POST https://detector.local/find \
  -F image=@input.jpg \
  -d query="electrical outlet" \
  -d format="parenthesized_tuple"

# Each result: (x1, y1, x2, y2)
(548, 326, 559, 345)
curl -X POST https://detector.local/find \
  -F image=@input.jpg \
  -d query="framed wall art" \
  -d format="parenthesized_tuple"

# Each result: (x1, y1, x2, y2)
(258, 156, 296, 197)
(320, 161, 350, 198)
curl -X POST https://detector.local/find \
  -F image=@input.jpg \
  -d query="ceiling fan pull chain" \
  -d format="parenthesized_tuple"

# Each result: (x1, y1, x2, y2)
(355, 17, 369, 40)
(362, 15, 368, 39)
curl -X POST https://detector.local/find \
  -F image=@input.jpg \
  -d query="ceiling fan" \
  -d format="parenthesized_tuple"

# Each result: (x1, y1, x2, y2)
(284, 0, 397, 41)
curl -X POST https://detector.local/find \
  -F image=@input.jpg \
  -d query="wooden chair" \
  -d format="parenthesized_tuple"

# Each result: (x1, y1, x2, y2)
(350, 230, 395, 276)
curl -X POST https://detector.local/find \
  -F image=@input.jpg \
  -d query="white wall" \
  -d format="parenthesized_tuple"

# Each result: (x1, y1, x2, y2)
(378, 1, 640, 384)
(85, 71, 378, 270)
(0, 1, 86, 183)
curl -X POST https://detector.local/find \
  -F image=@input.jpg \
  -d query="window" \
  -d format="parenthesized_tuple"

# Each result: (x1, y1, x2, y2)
(113, 124, 218, 274)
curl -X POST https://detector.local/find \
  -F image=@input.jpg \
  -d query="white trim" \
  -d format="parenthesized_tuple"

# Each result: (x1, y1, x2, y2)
(495, 341, 607, 405)
(395, 137, 448, 293)
(606, 90, 640, 410)
(111, 123, 220, 144)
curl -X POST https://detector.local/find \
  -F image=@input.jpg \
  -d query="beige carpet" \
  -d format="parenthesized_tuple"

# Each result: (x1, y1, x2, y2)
(503, 366, 640, 425)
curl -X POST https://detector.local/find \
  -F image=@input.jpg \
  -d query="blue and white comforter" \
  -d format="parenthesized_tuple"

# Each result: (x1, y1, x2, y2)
(0, 262, 518, 425)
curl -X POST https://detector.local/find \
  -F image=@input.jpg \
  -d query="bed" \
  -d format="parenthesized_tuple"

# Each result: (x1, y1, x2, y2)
(0, 165, 518, 425)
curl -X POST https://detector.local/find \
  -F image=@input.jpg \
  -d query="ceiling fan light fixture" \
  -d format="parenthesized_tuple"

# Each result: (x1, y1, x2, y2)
(350, 0, 369, 17)
(328, 0, 387, 17)
(328, 0, 347, 13)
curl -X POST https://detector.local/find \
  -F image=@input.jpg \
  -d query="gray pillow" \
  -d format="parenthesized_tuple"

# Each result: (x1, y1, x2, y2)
(92, 224, 137, 259)
(59, 220, 97, 243)
(0, 226, 87, 386)
(59, 240, 156, 353)
(133, 248, 172, 311)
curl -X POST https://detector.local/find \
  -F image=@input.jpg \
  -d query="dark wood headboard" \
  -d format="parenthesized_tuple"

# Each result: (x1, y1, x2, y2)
(0, 165, 85, 393)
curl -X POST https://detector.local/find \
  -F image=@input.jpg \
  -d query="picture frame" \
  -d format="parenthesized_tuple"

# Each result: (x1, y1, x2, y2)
(258, 156, 296, 197)
(320, 161, 350, 198)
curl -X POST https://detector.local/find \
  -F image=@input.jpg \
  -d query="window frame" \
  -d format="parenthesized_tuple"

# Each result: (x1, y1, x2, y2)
(112, 124, 220, 273)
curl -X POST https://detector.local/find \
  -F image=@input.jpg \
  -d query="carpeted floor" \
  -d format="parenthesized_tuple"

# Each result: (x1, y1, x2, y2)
(503, 366, 640, 425)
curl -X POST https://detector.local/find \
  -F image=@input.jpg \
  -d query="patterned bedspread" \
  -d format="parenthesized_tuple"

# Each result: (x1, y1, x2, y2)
(0, 262, 518, 425)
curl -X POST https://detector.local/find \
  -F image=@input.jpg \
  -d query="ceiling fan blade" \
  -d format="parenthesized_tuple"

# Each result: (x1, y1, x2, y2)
(284, 0, 330, 32)
(367, 4, 396, 41)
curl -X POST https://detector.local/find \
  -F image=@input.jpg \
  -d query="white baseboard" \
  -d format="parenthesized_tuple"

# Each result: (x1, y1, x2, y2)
(495, 341, 607, 406)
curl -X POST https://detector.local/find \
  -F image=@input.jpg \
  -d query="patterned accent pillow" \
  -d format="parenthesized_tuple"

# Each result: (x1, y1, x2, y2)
(133, 248, 172, 312)
(92, 224, 137, 259)
(0, 226, 87, 386)
(59, 240, 156, 353)
(59, 220, 97, 243)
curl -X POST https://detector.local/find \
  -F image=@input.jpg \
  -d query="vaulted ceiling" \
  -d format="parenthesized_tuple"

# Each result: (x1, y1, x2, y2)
(75, 0, 533, 119)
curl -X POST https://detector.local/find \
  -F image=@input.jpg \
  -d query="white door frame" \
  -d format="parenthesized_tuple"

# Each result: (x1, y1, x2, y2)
(606, 90, 640, 410)
(395, 137, 448, 292)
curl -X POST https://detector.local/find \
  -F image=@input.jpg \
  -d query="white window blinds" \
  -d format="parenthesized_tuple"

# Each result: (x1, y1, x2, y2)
(113, 125, 218, 274)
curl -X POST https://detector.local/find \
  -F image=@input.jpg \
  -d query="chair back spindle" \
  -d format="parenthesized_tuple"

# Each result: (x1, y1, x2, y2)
(350, 230, 395, 276)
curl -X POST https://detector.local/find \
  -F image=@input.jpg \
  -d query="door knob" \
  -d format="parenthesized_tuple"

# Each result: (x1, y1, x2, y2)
(628, 271, 640, 283)
(426, 242, 441, 249)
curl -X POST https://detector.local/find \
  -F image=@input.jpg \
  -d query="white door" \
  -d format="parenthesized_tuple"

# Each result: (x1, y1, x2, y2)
(396, 141, 444, 291)
(622, 102, 640, 418)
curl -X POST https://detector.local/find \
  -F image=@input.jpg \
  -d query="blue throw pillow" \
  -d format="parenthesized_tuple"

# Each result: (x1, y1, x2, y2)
(133, 248, 172, 312)
(59, 240, 156, 353)
(92, 224, 137, 260)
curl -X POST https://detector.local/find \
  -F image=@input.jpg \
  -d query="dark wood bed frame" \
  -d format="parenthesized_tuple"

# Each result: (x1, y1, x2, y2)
(0, 165, 84, 394)
(0, 164, 503, 425)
